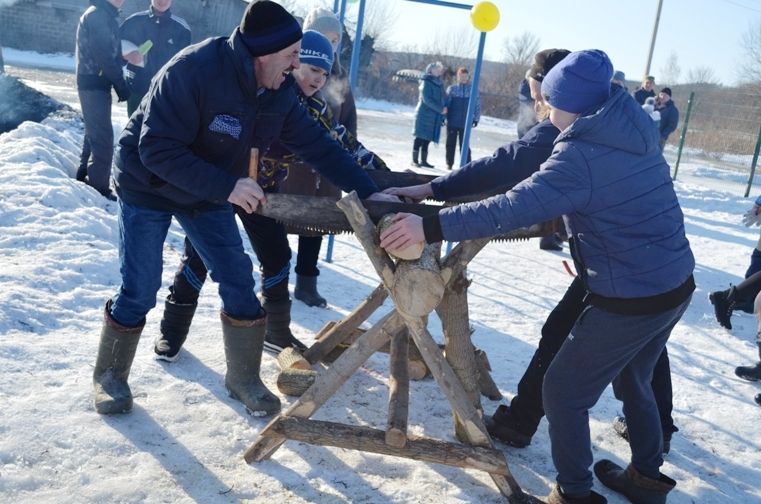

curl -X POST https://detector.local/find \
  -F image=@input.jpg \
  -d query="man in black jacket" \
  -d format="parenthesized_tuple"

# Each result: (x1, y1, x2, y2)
(92, 1, 393, 418)
(120, 0, 191, 116)
(75, 0, 131, 199)
(656, 87, 679, 150)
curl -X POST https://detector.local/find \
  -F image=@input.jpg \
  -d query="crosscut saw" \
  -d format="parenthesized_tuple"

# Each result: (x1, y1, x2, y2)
(254, 170, 560, 240)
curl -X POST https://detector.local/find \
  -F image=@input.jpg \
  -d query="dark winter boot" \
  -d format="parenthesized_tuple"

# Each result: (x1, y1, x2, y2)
(546, 485, 607, 504)
(709, 287, 736, 329)
(154, 296, 197, 362)
(483, 405, 533, 448)
(612, 416, 674, 454)
(594, 460, 675, 504)
(93, 303, 143, 415)
(294, 274, 327, 308)
(412, 148, 420, 167)
(221, 312, 281, 416)
(263, 299, 307, 354)
(419, 145, 434, 168)
(735, 360, 761, 381)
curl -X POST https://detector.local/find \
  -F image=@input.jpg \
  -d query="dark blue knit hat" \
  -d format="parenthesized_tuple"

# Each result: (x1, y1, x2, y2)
(541, 49, 613, 114)
(300, 30, 334, 72)
(239, 0, 303, 57)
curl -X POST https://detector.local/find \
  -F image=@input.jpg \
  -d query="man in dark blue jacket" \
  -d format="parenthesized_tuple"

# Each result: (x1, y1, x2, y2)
(656, 87, 679, 150)
(92, 1, 390, 419)
(75, 0, 130, 199)
(120, 0, 191, 116)
(444, 67, 480, 170)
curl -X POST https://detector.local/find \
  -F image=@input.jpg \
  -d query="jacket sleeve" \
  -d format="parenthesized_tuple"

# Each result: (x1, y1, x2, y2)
(137, 59, 239, 202)
(88, 12, 127, 90)
(279, 98, 378, 198)
(660, 107, 679, 139)
(430, 121, 556, 200)
(436, 144, 591, 242)
(420, 81, 444, 114)
(444, 85, 452, 110)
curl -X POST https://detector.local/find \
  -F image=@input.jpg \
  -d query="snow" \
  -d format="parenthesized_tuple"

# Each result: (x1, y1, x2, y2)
(1, 56, 761, 504)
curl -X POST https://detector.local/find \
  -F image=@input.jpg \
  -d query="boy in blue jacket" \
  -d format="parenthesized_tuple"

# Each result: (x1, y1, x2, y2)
(381, 50, 694, 504)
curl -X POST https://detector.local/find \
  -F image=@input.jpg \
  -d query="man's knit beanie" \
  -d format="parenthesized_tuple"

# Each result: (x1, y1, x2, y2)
(303, 7, 342, 46)
(239, 0, 303, 57)
(541, 49, 613, 114)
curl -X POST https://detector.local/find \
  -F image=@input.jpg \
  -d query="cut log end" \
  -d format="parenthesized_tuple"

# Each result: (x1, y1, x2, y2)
(276, 347, 312, 371)
(385, 428, 408, 448)
(276, 368, 318, 396)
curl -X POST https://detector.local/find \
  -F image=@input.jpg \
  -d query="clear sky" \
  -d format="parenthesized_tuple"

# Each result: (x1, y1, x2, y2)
(338, 0, 760, 86)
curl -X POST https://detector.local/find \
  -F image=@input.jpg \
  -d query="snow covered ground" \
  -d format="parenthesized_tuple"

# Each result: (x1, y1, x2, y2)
(1, 51, 761, 503)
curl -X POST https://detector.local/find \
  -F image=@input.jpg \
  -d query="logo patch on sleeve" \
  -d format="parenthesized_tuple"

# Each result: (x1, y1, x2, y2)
(209, 114, 242, 140)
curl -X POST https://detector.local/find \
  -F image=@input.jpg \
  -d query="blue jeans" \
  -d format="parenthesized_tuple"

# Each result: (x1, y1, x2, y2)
(543, 296, 691, 496)
(110, 200, 262, 327)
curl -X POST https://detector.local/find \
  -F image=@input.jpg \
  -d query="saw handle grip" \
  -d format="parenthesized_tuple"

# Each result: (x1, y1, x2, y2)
(248, 148, 259, 181)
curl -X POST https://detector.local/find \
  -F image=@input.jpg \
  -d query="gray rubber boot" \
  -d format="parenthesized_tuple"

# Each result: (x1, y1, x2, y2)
(221, 312, 281, 417)
(294, 274, 327, 308)
(154, 296, 197, 362)
(263, 299, 307, 353)
(93, 303, 143, 415)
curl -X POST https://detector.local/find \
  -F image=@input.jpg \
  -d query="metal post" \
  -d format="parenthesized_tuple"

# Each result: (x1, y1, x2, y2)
(745, 122, 761, 198)
(348, 0, 366, 89)
(333, 0, 340, 12)
(644, 0, 663, 77)
(672, 91, 694, 180)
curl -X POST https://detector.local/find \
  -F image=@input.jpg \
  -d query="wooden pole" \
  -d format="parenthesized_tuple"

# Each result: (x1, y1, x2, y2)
(386, 329, 410, 448)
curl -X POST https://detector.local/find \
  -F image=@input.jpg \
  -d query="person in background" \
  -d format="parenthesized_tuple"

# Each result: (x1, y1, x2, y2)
(444, 67, 480, 170)
(92, 1, 391, 419)
(74, 0, 132, 200)
(633, 75, 655, 105)
(120, 0, 191, 116)
(380, 50, 694, 504)
(516, 71, 538, 138)
(412, 61, 446, 168)
(656, 87, 679, 150)
(611, 70, 626, 91)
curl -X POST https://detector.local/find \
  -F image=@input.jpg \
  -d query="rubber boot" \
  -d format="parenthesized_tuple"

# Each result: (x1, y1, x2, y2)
(294, 274, 327, 308)
(221, 312, 281, 416)
(263, 299, 307, 354)
(412, 148, 420, 167)
(419, 144, 434, 168)
(154, 296, 197, 362)
(594, 460, 675, 504)
(709, 287, 736, 329)
(93, 302, 143, 415)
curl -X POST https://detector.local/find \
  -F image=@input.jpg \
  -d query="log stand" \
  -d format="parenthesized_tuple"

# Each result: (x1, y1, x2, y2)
(245, 192, 536, 503)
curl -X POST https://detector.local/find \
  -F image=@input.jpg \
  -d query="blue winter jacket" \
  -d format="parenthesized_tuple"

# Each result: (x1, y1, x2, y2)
(413, 74, 445, 143)
(445, 82, 480, 129)
(658, 100, 679, 141)
(436, 86, 695, 299)
(431, 119, 558, 200)
(114, 29, 378, 211)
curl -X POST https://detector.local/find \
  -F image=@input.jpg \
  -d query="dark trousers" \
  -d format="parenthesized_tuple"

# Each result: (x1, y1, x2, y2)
(413, 137, 430, 156)
(296, 235, 322, 277)
(508, 276, 676, 436)
(445, 127, 471, 167)
(77, 88, 113, 194)
(170, 209, 293, 306)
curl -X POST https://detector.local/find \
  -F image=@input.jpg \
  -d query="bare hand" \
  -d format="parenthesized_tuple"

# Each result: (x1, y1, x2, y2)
(228, 178, 266, 214)
(382, 183, 432, 203)
(124, 51, 143, 66)
(367, 192, 402, 203)
(379, 212, 425, 252)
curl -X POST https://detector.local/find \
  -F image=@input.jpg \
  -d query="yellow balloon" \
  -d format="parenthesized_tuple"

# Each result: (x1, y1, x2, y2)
(470, 1, 500, 32)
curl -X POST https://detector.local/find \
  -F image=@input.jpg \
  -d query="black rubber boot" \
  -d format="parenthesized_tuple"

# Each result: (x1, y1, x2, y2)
(419, 145, 434, 168)
(93, 302, 143, 415)
(154, 296, 197, 362)
(709, 287, 736, 329)
(263, 299, 307, 354)
(594, 460, 675, 504)
(546, 485, 607, 504)
(294, 274, 327, 308)
(221, 312, 281, 417)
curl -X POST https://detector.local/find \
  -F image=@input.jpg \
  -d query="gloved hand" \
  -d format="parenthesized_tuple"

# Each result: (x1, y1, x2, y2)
(742, 204, 761, 227)
(114, 83, 130, 103)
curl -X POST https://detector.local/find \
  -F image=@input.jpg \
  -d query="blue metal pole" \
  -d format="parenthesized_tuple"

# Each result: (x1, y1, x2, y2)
(333, 0, 339, 12)
(339, 0, 348, 25)
(348, 0, 366, 89)
(405, 0, 472, 10)
(458, 31, 485, 169)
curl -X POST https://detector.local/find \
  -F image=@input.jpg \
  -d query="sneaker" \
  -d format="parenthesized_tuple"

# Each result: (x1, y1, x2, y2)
(735, 361, 761, 381)
(709, 289, 734, 329)
(154, 337, 181, 362)
(484, 405, 532, 448)
(264, 332, 308, 354)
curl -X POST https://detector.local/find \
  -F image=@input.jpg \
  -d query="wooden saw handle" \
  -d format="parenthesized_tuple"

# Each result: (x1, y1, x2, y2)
(248, 148, 259, 180)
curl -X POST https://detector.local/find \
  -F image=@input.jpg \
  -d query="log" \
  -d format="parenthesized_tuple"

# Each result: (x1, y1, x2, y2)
(377, 213, 424, 261)
(475, 348, 503, 401)
(277, 368, 318, 397)
(392, 243, 445, 317)
(386, 329, 410, 448)
(303, 283, 388, 364)
(268, 417, 511, 477)
(276, 347, 311, 371)
(244, 310, 404, 463)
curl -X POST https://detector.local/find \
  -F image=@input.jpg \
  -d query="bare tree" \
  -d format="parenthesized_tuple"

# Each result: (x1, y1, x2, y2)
(340, 0, 399, 48)
(503, 32, 540, 68)
(421, 27, 478, 60)
(741, 20, 761, 84)
(659, 51, 681, 85)
(686, 66, 720, 85)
